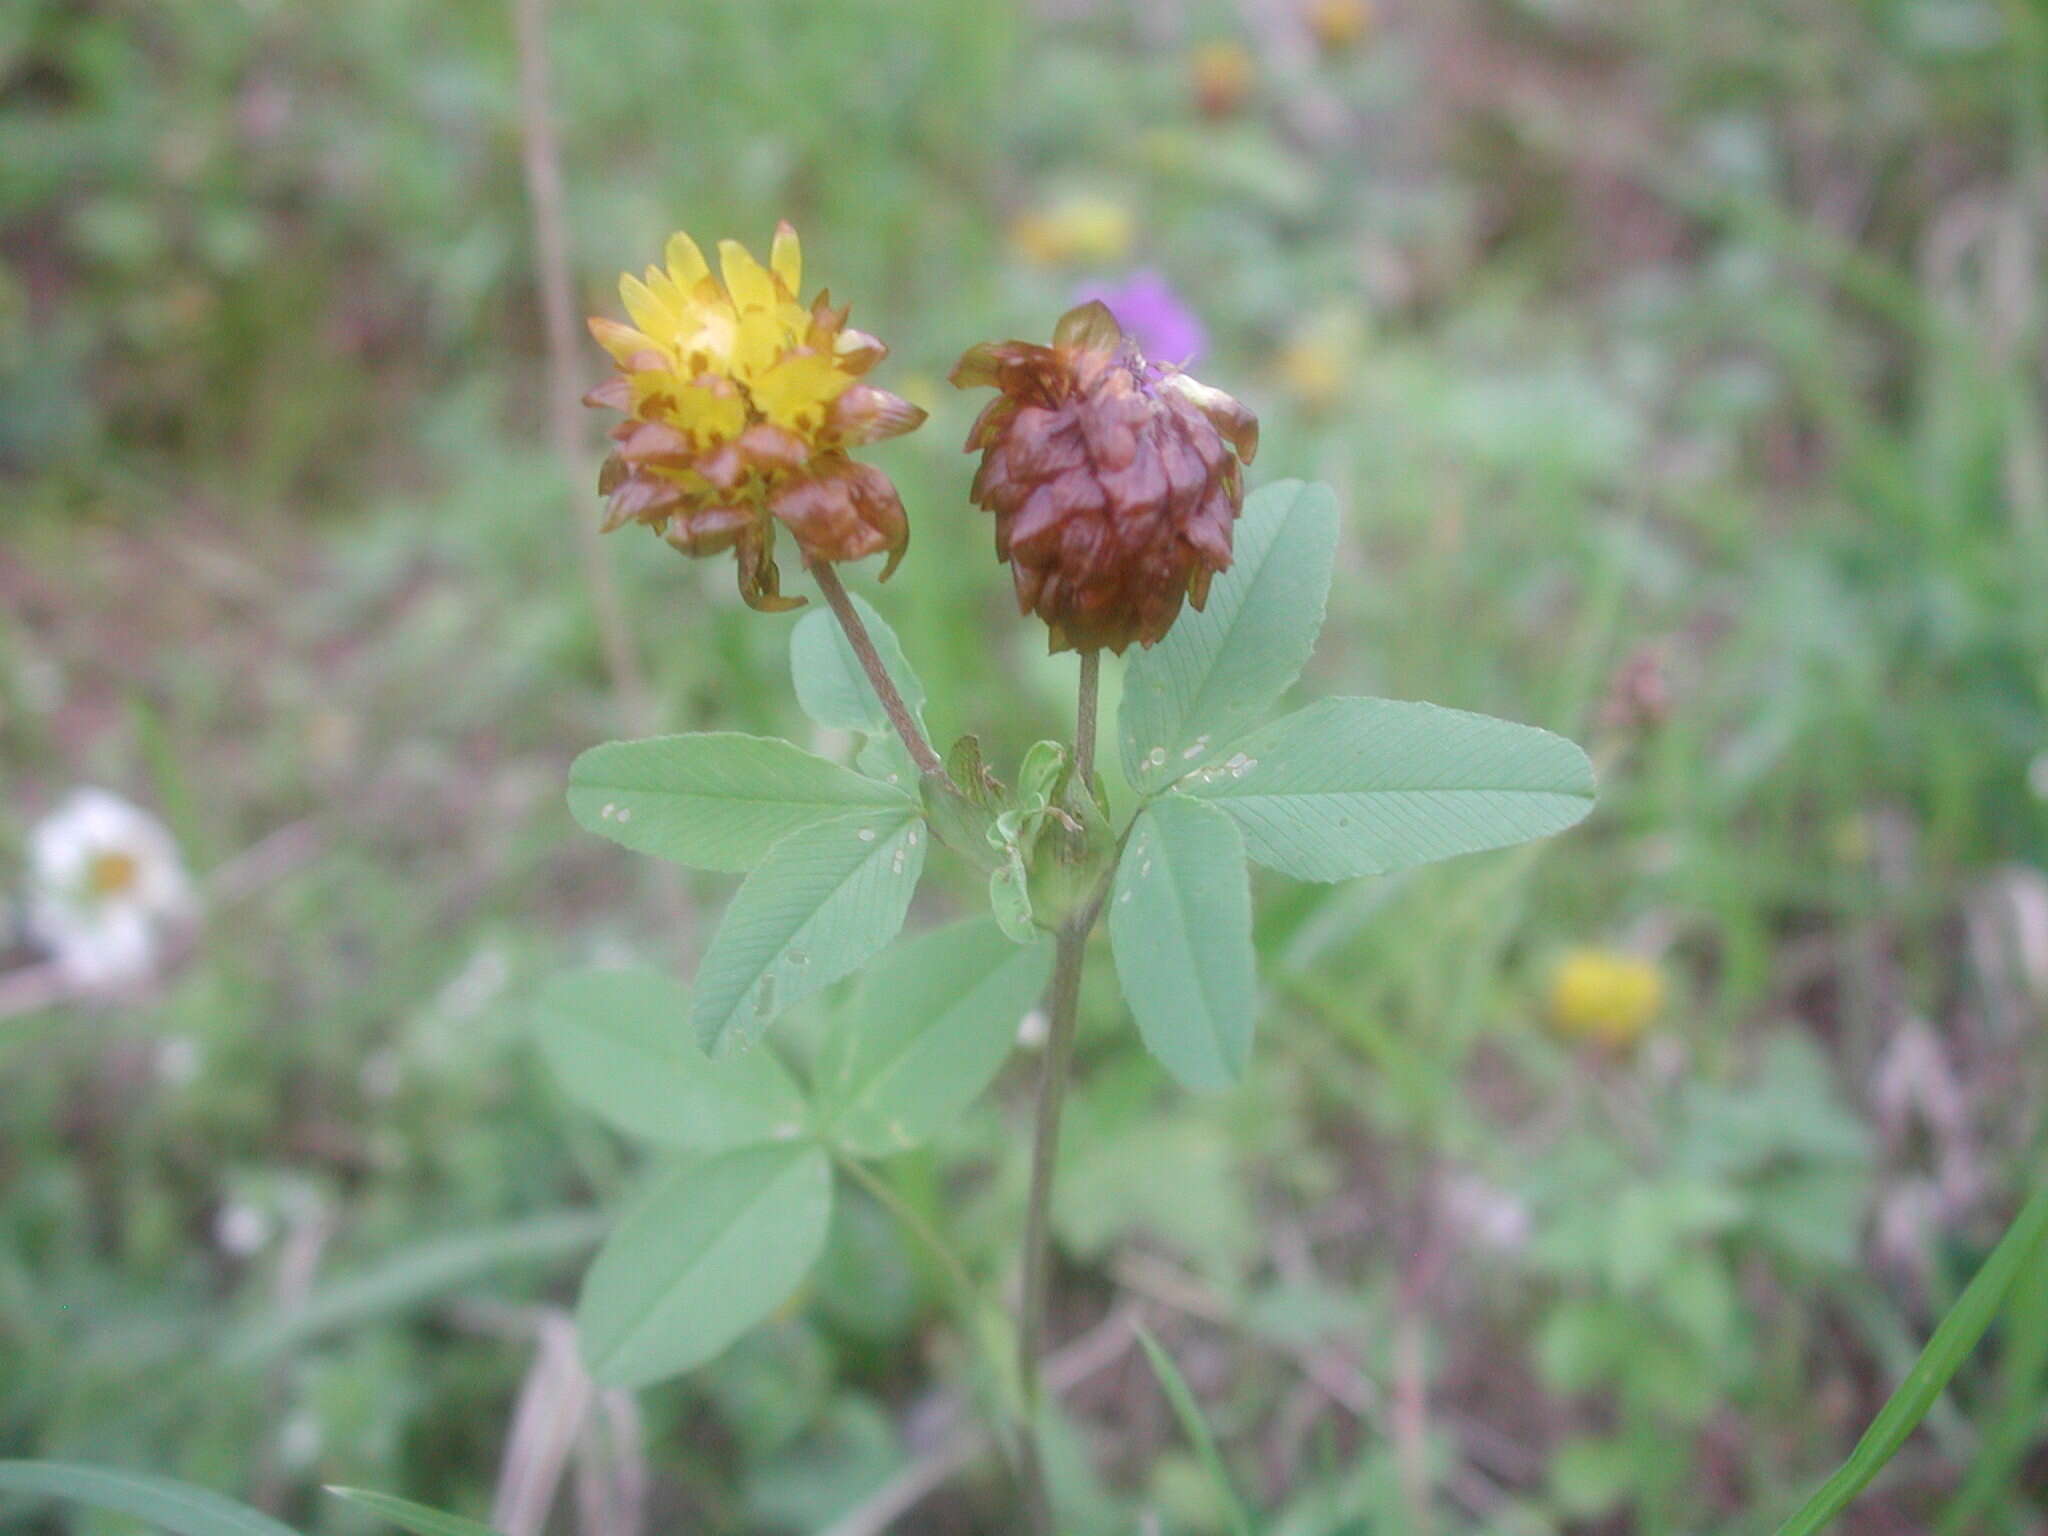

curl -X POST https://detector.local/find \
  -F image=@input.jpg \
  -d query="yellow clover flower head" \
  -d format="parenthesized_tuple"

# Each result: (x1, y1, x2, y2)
(1546, 948, 1665, 1050)
(584, 223, 927, 610)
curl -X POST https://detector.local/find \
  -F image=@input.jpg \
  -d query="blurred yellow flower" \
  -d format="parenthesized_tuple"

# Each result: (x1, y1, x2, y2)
(1008, 195, 1135, 267)
(1306, 0, 1375, 52)
(1275, 305, 1364, 413)
(585, 223, 924, 609)
(1190, 39, 1256, 119)
(1547, 949, 1665, 1049)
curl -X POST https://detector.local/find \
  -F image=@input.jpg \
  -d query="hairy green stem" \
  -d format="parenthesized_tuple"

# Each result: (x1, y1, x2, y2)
(1074, 649, 1100, 784)
(1015, 648, 1106, 1534)
(807, 560, 950, 782)
(1014, 919, 1088, 1534)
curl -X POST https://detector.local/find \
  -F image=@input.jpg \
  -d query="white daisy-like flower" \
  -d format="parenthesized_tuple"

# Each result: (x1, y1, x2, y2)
(25, 787, 195, 992)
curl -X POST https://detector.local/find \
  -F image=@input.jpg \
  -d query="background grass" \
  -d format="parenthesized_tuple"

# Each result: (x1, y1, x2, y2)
(3, 0, 2046, 1532)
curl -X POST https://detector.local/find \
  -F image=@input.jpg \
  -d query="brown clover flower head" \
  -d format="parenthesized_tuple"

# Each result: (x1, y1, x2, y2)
(951, 301, 1258, 653)
(584, 224, 926, 610)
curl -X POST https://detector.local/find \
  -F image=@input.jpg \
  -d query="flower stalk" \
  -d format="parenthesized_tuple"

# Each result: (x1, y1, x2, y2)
(806, 559, 948, 781)
(826, 626, 1109, 1534)
(1015, 918, 1089, 1535)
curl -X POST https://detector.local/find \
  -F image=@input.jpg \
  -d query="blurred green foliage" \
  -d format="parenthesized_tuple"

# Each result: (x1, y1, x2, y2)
(4, 0, 2046, 1531)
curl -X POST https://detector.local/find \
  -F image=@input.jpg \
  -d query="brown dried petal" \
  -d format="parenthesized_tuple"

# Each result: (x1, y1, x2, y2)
(735, 421, 810, 475)
(660, 503, 755, 557)
(768, 454, 910, 578)
(696, 442, 746, 491)
(805, 291, 849, 347)
(735, 526, 805, 612)
(827, 385, 928, 446)
(617, 419, 695, 464)
(1052, 299, 1121, 353)
(833, 328, 887, 375)
(603, 472, 689, 532)
(950, 340, 1062, 399)
(1160, 372, 1259, 463)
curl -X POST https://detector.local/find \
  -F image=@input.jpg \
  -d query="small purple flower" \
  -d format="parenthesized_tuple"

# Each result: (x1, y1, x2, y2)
(1073, 269, 1207, 368)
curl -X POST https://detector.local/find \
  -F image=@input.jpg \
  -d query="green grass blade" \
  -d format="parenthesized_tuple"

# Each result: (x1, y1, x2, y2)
(1934, 1197, 2048, 1535)
(219, 1209, 610, 1369)
(1774, 1179, 2048, 1536)
(1134, 1325, 1254, 1536)
(325, 1487, 502, 1536)
(68, 1211, 610, 1454)
(0, 1461, 301, 1536)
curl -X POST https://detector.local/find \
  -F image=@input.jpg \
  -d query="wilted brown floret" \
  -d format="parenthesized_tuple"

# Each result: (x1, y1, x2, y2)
(951, 301, 1258, 653)
(768, 453, 909, 580)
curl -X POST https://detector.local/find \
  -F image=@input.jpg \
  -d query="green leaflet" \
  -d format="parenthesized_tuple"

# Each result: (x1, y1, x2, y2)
(568, 733, 909, 872)
(1181, 696, 1595, 880)
(1108, 795, 1256, 1092)
(789, 592, 925, 785)
(689, 809, 926, 1055)
(815, 919, 1054, 1157)
(532, 967, 806, 1148)
(576, 1142, 833, 1388)
(789, 591, 927, 735)
(1120, 479, 1338, 792)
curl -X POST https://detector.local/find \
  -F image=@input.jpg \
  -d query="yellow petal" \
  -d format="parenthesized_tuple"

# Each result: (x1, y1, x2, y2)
(588, 316, 659, 366)
(664, 230, 710, 290)
(751, 352, 854, 437)
(659, 379, 749, 444)
(718, 238, 778, 317)
(618, 273, 676, 345)
(675, 302, 738, 376)
(728, 307, 796, 383)
(643, 264, 693, 322)
(770, 221, 802, 297)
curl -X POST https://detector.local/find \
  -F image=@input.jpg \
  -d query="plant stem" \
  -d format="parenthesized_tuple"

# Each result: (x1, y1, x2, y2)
(1014, 920, 1088, 1535)
(1074, 649, 1100, 783)
(807, 560, 949, 781)
(1014, 648, 1106, 1536)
